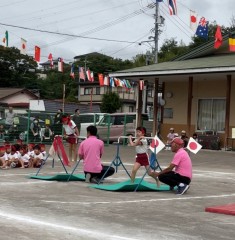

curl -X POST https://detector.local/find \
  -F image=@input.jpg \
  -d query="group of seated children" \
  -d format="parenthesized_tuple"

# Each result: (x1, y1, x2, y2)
(0, 141, 47, 169)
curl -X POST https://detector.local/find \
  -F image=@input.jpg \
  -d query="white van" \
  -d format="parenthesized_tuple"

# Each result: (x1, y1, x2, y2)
(79, 113, 105, 138)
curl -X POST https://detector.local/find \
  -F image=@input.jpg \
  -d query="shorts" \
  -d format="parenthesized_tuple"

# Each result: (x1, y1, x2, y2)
(136, 153, 149, 166)
(66, 134, 78, 144)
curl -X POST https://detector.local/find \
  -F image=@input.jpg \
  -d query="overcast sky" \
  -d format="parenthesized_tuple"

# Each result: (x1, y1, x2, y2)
(0, 0, 234, 63)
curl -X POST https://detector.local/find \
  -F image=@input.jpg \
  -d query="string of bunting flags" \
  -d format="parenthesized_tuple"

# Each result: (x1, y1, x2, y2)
(1, 0, 235, 74)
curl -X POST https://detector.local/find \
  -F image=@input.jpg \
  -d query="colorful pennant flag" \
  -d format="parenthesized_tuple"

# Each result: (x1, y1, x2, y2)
(34, 46, 41, 62)
(196, 17, 209, 39)
(98, 73, 104, 86)
(2, 31, 8, 47)
(79, 67, 85, 80)
(190, 10, 198, 31)
(58, 58, 63, 72)
(229, 34, 235, 51)
(110, 77, 115, 87)
(86, 68, 94, 82)
(214, 26, 223, 49)
(149, 135, 165, 154)
(186, 137, 202, 154)
(70, 63, 75, 79)
(48, 53, 53, 68)
(104, 75, 109, 86)
(20, 38, 27, 54)
(168, 0, 177, 15)
(139, 80, 144, 91)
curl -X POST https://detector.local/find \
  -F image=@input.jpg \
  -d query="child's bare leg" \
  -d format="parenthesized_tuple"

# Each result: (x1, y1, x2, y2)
(146, 166, 160, 187)
(131, 162, 141, 183)
(20, 160, 25, 168)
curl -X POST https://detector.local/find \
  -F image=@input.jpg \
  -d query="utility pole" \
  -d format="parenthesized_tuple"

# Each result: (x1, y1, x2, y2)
(154, 1, 159, 64)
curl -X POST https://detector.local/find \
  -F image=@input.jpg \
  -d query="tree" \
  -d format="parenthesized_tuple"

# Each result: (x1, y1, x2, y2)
(100, 92, 122, 113)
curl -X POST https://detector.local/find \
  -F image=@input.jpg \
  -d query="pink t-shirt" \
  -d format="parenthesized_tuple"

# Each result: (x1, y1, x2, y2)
(171, 148, 192, 179)
(78, 136, 104, 173)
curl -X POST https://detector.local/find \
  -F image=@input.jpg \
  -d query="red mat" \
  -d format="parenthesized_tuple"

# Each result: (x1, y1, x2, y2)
(205, 203, 235, 216)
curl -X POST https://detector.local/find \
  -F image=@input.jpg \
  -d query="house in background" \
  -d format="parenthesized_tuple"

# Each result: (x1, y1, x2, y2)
(109, 34, 235, 148)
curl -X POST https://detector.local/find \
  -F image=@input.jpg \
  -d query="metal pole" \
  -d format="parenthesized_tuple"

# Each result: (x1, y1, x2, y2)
(154, 1, 159, 64)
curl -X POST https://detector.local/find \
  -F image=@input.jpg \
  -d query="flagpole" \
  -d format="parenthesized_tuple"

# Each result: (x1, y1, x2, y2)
(62, 84, 65, 112)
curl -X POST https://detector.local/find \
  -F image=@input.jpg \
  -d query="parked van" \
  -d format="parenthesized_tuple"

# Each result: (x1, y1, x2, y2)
(79, 113, 105, 137)
(96, 112, 148, 143)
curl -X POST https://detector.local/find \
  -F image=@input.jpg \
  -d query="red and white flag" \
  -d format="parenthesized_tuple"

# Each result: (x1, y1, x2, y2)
(190, 10, 198, 31)
(149, 135, 165, 154)
(58, 57, 63, 72)
(214, 25, 223, 49)
(98, 73, 104, 86)
(186, 137, 202, 154)
(48, 53, 53, 68)
(86, 69, 94, 82)
(20, 38, 27, 54)
(34, 46, 41, 62)
(139, 80, 144, 90)
(79, 67, 85, 80)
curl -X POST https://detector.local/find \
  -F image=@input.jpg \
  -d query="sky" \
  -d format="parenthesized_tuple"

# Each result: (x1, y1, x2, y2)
(0, 0, 235, 64)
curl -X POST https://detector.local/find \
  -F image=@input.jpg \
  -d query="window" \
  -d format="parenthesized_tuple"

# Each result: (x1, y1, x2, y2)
(84, 88, 92, 95)
(129, 106, 134, 112)
(197, 99, 225, 132)
(96, 87, 100, 95)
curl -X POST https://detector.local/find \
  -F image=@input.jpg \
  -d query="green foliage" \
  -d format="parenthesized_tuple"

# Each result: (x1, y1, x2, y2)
(100, 91, 122, 113)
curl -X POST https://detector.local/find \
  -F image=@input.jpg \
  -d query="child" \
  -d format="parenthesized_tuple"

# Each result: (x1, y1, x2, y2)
(30, 145, 44, 168)
(7, 145, 20, 168)
(128, 127, 159, 185)
(61, 115, 79, 162)
(19, 146, 30, 168)
(0, 146, 8, 169)
(27, 143, 35, 157)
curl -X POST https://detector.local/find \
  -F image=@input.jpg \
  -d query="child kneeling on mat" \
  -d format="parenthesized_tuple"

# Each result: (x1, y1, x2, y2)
(128, 127, 159, 185)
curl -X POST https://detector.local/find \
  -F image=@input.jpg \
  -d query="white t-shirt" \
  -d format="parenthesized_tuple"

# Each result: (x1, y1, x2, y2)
(31, 152, 43, 160)
(20, 153, 31, 163)
(0, 152, 8, 161)
(63, 120, 76, 135)
(135, 138, 148, 154)
(5, 111, 16, 125)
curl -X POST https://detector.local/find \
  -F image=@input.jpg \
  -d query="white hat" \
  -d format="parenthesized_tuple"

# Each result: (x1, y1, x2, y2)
(170, 128, 174, 131)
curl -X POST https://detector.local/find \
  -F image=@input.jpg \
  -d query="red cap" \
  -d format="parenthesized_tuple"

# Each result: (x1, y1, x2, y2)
(5, 144, 11, 149)
(171, 137, 184, 146)
(0, 146, 6, 151)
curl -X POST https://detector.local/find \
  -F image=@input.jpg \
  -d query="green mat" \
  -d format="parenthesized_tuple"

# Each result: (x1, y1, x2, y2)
(89, 178, 172, 191)
(29, 173, 85, 181)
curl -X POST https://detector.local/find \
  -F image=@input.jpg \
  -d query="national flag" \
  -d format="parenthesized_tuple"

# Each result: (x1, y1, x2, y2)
(229, 34, 235, 51)
(34, 46, 41, 62)
(196, 17, 209, 39)
(110, 77, 115, 87)
(190, 10, 198, 31)
(104, 75, 109, 86)
(20, 38, 27, 54)
(114, 78, 122, 87)
(168, 0, 177, 15)
(58, 57, 63, 72)
(149, 135, 165, 154)
(139, 80, 144, 90)
(2, 31, 8, 47)
(98, 73, 104, 86)
(70, 63, 75, 79)
(79, 67, 85, 80)
(186, 137, 202, 154)
(125, 79, 132, 89)
(48, 53, 53, 68)
(86, 68, 94, 82)
(214, 26, 223, 49)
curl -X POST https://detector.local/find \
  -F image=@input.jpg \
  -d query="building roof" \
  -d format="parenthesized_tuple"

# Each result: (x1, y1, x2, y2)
(43, 100, 101, 114)
(109, 31, 235, 78)
(0, 88, 38, 101)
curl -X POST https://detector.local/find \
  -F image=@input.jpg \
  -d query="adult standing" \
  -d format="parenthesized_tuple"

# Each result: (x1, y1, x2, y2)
(154, 137, 192, 195)
(53, 109, 63, 136)
(61, 115, 79, 162)
(5, 107, 16, 130)
(78, 125, 115, 183)
(72, 108, 81, 135)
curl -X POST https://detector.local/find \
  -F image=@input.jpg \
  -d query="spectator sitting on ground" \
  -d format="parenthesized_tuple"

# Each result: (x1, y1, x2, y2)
(7, 145, 20, 168)
(0, 146, 8, 169)
(19, 146, 30, 168)
(30, 144, 44, 168)
(41, 124, 53, 142)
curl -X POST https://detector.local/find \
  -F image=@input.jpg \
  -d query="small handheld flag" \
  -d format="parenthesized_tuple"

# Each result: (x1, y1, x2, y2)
(149, 135, 165, 155)
(186, 137, 202, 154)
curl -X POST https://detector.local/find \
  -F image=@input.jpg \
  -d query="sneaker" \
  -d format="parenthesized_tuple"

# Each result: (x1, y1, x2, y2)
(85, 173, 91, 183)
(176, 184, 190, 195)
